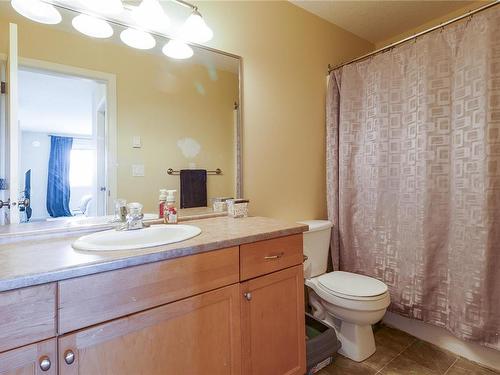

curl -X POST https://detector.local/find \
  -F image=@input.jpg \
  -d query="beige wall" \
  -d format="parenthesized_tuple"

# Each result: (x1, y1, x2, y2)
(374, 1, 490, 48)
(199, 1, 374, 221)
(0, 7, 239, 214)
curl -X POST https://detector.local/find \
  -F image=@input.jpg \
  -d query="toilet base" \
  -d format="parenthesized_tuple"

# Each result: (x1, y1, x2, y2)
(336, 322, 375, 362)
(316, 316, 376, 362)
(308, 290, 378, 362)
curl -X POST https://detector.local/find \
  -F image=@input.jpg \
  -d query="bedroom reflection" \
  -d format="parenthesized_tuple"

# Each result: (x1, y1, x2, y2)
(19, 68, 106, 223)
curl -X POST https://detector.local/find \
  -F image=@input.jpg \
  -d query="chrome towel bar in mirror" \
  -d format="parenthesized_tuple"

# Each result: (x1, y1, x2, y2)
(167, 168, 222, 175)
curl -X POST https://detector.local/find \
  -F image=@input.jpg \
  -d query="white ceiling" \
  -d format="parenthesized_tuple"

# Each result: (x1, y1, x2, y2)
(19, 69, 103, 136)
(291, 0, 480, 44)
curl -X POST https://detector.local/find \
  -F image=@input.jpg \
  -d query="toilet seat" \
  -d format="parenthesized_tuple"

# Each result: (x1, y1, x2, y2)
(306, 275, 391, 312)
(317, 271, 388, 301)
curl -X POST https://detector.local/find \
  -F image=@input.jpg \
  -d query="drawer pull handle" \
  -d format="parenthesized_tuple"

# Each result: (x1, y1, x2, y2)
(264, 252, 284, 260)
(244, 292, 252, 301)
(64, 350, 75, 365)
(39, 356, 51, 371)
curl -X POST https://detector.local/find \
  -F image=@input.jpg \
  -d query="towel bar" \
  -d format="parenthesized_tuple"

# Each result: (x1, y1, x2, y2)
(167, 168, 222, 175)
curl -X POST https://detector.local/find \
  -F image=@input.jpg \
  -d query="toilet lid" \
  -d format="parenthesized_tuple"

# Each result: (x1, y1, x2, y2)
(318, 271, 388, 298)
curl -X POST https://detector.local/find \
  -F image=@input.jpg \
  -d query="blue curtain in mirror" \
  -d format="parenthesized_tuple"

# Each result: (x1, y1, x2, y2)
(46, 136, 73, 217)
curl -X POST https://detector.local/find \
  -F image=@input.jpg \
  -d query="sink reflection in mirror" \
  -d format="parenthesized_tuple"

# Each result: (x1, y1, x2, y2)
(0, 2, 241, 226)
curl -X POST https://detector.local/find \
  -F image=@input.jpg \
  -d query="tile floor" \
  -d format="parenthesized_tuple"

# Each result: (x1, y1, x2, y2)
(317, 324, 500, 375)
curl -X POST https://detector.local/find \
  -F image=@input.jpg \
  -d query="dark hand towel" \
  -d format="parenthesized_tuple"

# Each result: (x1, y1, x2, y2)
(180, 169, 207, 208)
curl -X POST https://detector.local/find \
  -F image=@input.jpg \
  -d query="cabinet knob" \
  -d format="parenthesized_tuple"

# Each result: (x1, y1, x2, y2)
(39, 356, 51, 371)
(64, 350, 75, 365)
(243, 292, 252, 301)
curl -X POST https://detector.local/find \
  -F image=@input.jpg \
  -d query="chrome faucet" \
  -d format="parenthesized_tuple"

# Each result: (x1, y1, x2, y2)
(116, 202, 144, 231)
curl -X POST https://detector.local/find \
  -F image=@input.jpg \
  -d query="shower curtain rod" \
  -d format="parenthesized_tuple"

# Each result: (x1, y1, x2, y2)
(327, 0, 499, 74)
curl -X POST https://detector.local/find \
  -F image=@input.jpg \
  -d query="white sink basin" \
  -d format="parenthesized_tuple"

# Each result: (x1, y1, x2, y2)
(72, 224, 201, 251)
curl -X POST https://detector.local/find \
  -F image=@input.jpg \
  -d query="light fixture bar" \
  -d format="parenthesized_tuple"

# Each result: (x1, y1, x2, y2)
(39, 0, 225, 56)
(171, 0, 197, 11)
(122, 0, 197, 13)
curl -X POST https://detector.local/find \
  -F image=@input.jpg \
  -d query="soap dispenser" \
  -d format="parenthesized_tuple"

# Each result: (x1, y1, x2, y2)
(164, 190, 178, 224)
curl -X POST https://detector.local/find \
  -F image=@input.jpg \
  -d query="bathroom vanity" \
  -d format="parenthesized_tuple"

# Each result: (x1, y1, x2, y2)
(0, 216, 307, 375)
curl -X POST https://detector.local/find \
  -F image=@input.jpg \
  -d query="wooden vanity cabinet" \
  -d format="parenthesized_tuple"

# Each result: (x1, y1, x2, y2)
(241, 265, 306, 375)
(57, 285, 241, 375)
(0, 339, 57, 375)
(0, 233, 306, 375)
(0, 283, 57, 375)
(0, 283, 57, 353)
(240, 234, 306, 375)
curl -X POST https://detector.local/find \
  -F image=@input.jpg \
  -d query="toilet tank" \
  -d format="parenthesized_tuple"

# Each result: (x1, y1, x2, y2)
(298, 220, 333, 279)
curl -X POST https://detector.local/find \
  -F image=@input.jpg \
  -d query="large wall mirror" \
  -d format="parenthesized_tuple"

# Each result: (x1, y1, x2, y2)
(0, 1, 241, 225)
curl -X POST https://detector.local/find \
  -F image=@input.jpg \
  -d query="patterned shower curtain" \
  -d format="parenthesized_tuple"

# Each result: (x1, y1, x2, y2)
(326, 6, 500, 350)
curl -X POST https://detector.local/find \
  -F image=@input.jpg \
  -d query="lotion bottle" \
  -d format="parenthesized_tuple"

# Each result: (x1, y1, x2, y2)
(158, 189, 167, 219)
(164, 190, 178, 224)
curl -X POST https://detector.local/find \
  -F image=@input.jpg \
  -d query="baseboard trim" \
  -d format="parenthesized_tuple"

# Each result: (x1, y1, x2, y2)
(383, 312, 500, 371)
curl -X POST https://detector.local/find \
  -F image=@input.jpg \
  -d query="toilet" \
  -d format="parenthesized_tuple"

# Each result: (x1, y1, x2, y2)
(299, 220, 391, 362)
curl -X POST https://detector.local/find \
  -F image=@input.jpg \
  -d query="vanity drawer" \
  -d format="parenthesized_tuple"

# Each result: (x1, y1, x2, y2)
(0, 283, 57, 353)
(240, 234, 303, 281)
(58, 246, 239, 334)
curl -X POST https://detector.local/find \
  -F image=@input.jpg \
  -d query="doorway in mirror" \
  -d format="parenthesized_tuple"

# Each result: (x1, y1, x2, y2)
(18, 66, 108, 222)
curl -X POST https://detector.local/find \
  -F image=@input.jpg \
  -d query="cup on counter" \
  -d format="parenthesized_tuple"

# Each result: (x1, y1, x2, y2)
(212, 197, 233, 212)
(227, 199, 249, 218)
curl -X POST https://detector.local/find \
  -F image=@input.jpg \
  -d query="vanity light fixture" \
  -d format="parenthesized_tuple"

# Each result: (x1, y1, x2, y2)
(162, 39, 193, 59)
(179, 9, 213, 44)
(120, 28, 156, 50)
(72, 14, 114, 39)
(11, 0, 62, 25)
(132, 0, 170, 33)
(79, 0, 124, 16)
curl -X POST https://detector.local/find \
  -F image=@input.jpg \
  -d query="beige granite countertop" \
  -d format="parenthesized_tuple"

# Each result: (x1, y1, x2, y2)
(0, 216, 308, 292)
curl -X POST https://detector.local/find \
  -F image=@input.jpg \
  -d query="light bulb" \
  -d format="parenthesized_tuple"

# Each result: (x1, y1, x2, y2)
(162, 40, 193, 60)
(11, 0, 62, 25)
(132, 0, 169, 32)
(79, 0, 123, 15)
(72, 14, 113, 39)
(179, 10, 213, 44)
(120, 28, 156, 50)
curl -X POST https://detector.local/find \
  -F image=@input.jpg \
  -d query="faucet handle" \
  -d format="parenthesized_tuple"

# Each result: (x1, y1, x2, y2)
(124, 202, 144, 230)
(127, 202, 143, 216)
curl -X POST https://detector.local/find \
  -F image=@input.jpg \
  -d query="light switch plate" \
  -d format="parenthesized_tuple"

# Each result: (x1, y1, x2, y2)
(132, 164, 145, 177)
(132, 136, 141, 148)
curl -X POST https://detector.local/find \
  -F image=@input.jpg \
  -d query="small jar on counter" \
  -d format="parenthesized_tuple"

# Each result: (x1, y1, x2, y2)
(212, 197, 233, 212)
(227, 199, 249, 218)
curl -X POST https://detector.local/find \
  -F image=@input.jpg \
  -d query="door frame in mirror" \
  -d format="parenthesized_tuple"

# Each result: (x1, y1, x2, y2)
(16, 57, 118, 216)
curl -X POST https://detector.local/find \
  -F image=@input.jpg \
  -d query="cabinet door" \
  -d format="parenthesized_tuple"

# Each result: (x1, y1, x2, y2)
(0, 339, 57, 375)
(58, 284, 241, 375)
(241, 265, 306, 375)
